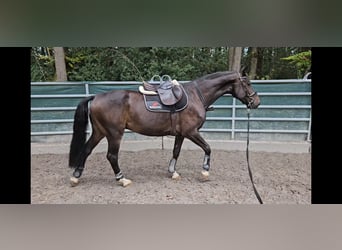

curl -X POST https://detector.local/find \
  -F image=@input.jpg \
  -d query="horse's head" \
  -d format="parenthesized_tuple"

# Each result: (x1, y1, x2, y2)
(232, 75, 260, 109)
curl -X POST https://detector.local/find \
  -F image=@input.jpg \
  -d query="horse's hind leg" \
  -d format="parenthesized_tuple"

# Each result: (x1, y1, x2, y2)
(70, 131, 104, 186)
(106, 131, 132, 187)
(168, 135, 184, 180)
(186, 131, 211, 181)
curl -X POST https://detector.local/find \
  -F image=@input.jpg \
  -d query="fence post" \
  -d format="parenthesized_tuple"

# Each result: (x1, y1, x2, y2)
(231, 97, 236, 140)
(307, 110, 312, 141)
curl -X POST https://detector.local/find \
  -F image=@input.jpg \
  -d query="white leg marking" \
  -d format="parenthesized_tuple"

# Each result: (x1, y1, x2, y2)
(70, 176, 79, 187)
(200, 170, 210, 181)
(118, 178, 132, 187)
(171, 171, 181, 180)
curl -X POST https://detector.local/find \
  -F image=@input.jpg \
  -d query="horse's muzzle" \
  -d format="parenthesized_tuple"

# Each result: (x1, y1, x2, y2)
(247, 93, 260, 109)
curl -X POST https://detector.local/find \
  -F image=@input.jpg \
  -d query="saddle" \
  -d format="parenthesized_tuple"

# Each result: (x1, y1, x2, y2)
(139, 75, 183, 106)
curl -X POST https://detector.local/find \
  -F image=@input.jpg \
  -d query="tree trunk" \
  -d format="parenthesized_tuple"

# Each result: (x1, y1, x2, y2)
(228, 47, 242, 72)
(53, 47, 67, 81)
(249, 47, 258, 79)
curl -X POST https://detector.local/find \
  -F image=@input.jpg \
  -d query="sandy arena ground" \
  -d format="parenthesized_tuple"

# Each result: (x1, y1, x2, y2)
(31, 139, 311, 204)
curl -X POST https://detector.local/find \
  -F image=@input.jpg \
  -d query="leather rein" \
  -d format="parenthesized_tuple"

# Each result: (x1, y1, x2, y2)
(241, 76, 263, 204)
(246, 108, 263, 204)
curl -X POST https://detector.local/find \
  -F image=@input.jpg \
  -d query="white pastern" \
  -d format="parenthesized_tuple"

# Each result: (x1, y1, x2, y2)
(118, 178, 132, 187)
(70, 176, 79, 187)
(171, 171, 181, 180)
(200, 170, 210, 181)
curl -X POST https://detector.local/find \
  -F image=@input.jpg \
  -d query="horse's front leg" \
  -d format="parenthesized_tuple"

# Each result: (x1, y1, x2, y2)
(168, 135, 184, 180)
(187, 131, 211, 181)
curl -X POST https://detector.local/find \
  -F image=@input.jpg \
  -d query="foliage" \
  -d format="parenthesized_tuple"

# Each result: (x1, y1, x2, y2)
(281, 50, 312, 78)
(31, 47, 55, 81)
(31, 47, 312, 82)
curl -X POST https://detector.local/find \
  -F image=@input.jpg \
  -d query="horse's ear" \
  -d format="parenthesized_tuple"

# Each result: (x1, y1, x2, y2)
(240, 65, 248, 77)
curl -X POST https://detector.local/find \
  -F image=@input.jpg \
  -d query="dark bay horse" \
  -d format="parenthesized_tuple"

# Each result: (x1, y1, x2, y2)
(68, 71, 260, 187)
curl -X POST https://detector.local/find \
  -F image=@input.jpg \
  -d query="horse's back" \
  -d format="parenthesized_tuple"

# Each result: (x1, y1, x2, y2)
(90, 90, 129, 111)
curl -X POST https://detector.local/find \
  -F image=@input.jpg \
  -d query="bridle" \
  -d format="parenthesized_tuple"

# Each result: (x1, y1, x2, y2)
(239, 76, 257, 109)
(247, 91, 257, 108)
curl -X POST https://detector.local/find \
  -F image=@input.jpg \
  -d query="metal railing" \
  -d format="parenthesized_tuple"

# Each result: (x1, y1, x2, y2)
(31, 79, 311, 141)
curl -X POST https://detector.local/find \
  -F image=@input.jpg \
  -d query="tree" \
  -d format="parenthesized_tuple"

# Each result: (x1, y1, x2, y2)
(228, 47, 242, 72)
(53, 47, 67, 81)
(31, 47, 311, 81)
(249, 47, 258, 79)
(281, 50, 312, 78)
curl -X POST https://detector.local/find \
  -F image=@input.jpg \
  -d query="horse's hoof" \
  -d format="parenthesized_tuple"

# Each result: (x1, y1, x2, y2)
(70, 176, 79, 187)
(171, 171, 181, 180)
(118, 178, 132, 187)
(199, 170, 210, 182)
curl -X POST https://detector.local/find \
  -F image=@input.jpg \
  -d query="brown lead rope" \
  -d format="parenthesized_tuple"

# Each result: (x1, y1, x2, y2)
(246, 109, 263, 204)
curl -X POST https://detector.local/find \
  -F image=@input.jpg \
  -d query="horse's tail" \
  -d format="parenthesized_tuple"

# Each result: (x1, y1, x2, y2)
(69, 95, 95, 168)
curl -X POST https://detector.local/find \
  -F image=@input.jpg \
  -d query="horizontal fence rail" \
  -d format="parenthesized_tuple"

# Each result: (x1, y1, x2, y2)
(31, 79, 311, 142)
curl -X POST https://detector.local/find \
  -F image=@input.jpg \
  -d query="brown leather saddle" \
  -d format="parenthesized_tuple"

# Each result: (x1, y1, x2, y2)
(140, 75, 184, 106)
(139, 75, 188, 113)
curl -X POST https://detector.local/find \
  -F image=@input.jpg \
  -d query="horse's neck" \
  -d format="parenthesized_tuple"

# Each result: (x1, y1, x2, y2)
(199, 72, 238, 106)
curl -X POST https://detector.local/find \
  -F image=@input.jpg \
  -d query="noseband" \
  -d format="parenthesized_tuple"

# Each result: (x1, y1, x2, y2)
(248, 91, 257, 97)
(247, 91, 257, 108)
(240, 76, 257, 108)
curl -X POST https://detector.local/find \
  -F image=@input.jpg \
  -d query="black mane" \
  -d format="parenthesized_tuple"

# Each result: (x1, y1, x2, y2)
(198, 71, 238, 81)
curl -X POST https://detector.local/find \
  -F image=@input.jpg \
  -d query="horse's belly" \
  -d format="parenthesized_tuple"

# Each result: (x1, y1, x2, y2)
(126, 111, 172, 136)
